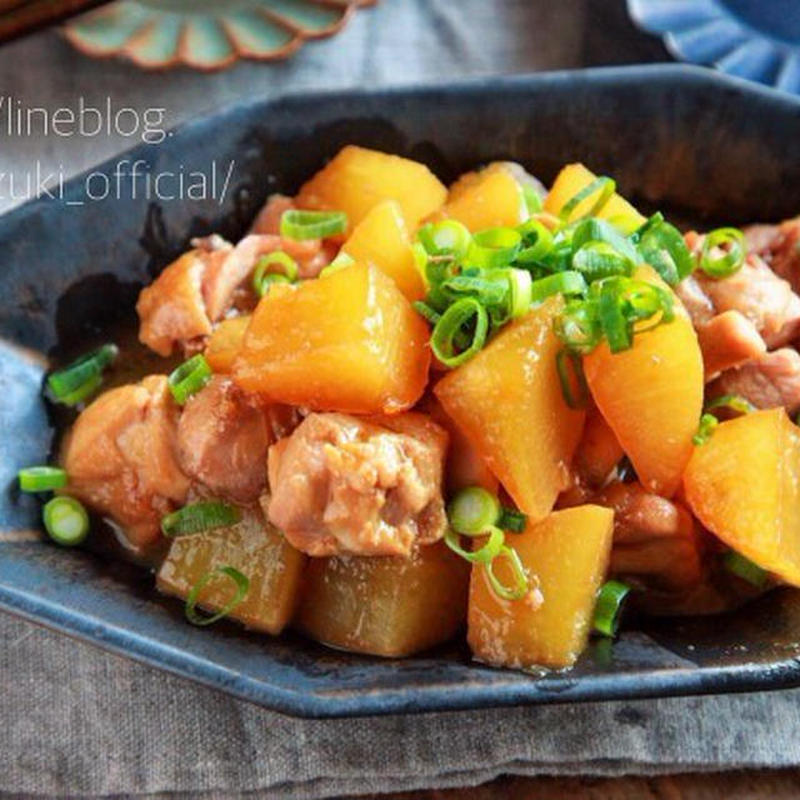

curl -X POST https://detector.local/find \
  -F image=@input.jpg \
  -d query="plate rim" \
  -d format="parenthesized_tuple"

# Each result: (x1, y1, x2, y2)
(3, 64, 800, 718)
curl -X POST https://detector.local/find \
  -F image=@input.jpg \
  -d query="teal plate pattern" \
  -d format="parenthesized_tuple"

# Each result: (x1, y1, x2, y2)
(63, 0, 375, 70)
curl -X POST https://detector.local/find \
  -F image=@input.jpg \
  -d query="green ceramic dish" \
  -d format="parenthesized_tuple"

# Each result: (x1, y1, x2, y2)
(64, 0, 375, 70)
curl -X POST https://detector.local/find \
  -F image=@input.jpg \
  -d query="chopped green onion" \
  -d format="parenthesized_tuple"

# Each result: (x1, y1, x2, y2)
(723, 551, 769, 589)
(185, 565, 250, 627)
(485, 545, 529, 601)
(693, 413, 719, 446)
(43, 496, 89, 547)
(629, 212, 665, 243)
(508, 268, 532, 318)
(168, 354, 212, 406)
(418, 220, 472, 260)
(498, 507, 527, 533)
(637, 219, 693, 285)
(161, 501, 241, 538)
(431, 297, 489, 368)
(572, 217, 641, 266)
(522, 185, 543, 215)
(705, 394, 756, 416)
(589, 277, 675, 354)
(18, 466, 67, 493)
(516, 218, 554, 264)
(412, 301, 441, 327)
(440, 273, 509, 307)
(444, 525, 504, 564)
(558, 176, 616, 222)
(252, 251, 298, 296)
(323, 251, 356, 274)
(280, 209, 347, 240)
(592, 579, 631, 637)
(46, 343, 118, 407)
(465, 227, 522, 269)
(573, 241, 635, 282)
(698, 227, 745, 278)
(597, 279, 633, 353)
(555, 299, 601, 354)
(556, 348, 589, 410)
(447, 486, 501, 535)
(530, 271, 587, 305)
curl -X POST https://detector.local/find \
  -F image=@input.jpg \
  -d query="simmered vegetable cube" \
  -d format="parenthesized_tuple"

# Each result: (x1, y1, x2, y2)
(438, 164, 527, 231)
(544, 163, 646, 227)
(295, 145, 447, 231)
(434, 298, 585, 520)
(233, 263, 430, 414)
(684, 408, 800, 586)
(468, 505, 614, 669)
(583, 267, 704, 497)
(204, 315, 250, 373)
(295, 542, 469, 657)
(157, 507, 306, 634)
(341, 199, 425, 301)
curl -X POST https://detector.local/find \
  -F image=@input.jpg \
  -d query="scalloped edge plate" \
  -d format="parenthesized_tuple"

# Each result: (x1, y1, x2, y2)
(628, 0, 800, 94)
(63, 0, 376, 71)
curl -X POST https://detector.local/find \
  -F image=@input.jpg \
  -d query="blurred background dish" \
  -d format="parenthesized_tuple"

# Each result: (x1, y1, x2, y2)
(628, 0, 800, 93)
(62, 0, 375, 70)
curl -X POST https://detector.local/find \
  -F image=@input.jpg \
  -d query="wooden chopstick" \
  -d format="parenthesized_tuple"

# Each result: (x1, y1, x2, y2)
(0, 0, 112, 44)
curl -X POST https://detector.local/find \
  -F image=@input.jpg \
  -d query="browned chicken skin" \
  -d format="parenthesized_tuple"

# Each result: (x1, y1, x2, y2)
(708, 348, 800, 416)
(266, 412, 448, 557)
(137, 227, 334, 357)
(176, 376, 271, 504)
(593, 482, 704, 595)
(61, 375, 189, 550)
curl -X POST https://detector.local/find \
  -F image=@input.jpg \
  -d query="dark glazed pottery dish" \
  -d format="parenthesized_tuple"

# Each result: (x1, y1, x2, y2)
(3, 65, 800, 718)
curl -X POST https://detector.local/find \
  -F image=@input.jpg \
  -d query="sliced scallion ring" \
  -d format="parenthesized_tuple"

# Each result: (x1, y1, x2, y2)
(573, 241, 635, 282)
(530, 271, 587, 304)
(508, 268, 533, 318)
(412, 301, 442, 327)
(637, 219, 693, 285)
(522, 185, 543, 215)
(497, 507, 527, 533)
(440, 273, 509, 308)
(554, 299, 601, 354)
(516, 219, 554, 264)
(280, 209, 347, 240)
(556, 348, 589, 410)
(698, 227, 745, 278)
(571, 217, 641, 266)
(558, 176, 616, 222)
(723, 551, 769, 589)
(705, 394, 756, 416)
(46, 343, 118, 407)
(18, 466, 68, 493)
(484, 545, 529, 601)
(161, 501, 242, 538)
(444, 526, 504, 565)
(693, 413, 719, 446)
(465, 227, 522, 269)
(447, 487, 501, 535)
(252, 251, 298, 296)
(185, 565, 250, 627)
(43, 496, 89, 547)
(168, 354, 212, 406)
(431, 297, 489, 368)
(592, 579, 631, 637)
(418, 220, 472, 260)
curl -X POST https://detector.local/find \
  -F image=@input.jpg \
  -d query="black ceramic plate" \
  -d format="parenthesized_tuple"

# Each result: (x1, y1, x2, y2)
(3, 65, 800, 718)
